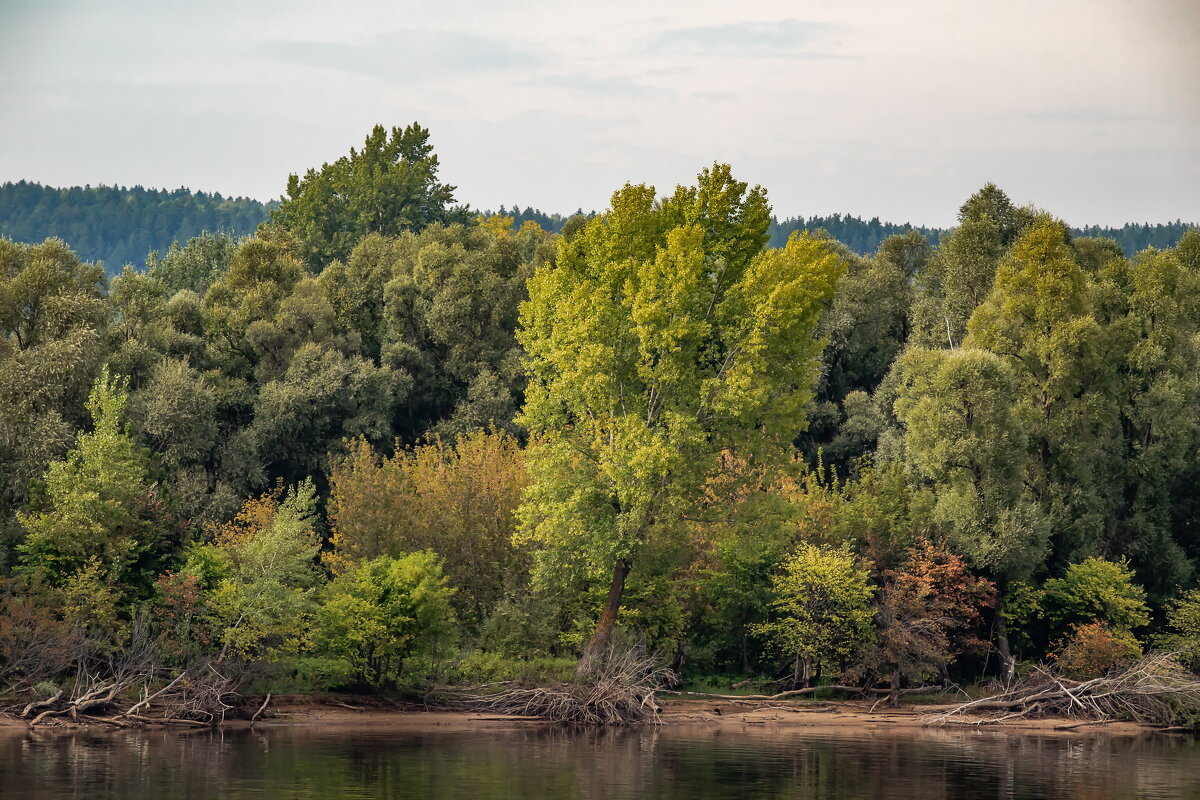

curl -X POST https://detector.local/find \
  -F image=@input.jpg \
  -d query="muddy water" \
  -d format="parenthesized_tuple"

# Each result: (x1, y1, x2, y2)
(2, 723, 1198, 799)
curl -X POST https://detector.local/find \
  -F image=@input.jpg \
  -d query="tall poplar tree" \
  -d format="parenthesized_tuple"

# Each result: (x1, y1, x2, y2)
(516, 165, 843, 676)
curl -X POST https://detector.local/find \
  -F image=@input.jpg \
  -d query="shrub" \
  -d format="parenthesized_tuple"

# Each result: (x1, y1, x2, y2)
(1043, 557, 1150, 636)
(316, 552, 456, 689)
(1156, 589, 1200, 672)
(1054, 620, 1142, 677)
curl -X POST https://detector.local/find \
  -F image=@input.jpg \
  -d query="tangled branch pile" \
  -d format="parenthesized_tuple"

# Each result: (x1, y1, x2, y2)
(9, 658, 252, 728)
(926, 653, 1200, 728)
(455, 648, 673, 725)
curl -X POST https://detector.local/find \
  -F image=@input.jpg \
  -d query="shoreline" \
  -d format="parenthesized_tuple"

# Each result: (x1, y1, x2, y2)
(0, 695, 1170, 738)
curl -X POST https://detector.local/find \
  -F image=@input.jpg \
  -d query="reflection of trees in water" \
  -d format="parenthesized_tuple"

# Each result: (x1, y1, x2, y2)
(3, 727, 1199, 799)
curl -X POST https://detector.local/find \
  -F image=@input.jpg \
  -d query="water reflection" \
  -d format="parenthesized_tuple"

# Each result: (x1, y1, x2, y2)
(3, 723, 1198, 799)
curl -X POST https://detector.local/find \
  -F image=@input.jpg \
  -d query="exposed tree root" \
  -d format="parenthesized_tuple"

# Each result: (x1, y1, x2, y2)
(925, 653, 1200, 729)
(451, 647, 672, 725)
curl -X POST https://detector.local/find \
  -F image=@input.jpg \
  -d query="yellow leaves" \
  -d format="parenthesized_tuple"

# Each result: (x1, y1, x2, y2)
(475, 213, 515, 239)
(208, 485, 285, 551)
(327, 431, 527, 628)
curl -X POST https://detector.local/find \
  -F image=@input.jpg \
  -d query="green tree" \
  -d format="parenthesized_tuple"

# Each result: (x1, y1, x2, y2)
(965, 218, 1121, 567)
(17, 369, 171, 595)
(1156, 589, 1200, 671)
(909, 184, 1033, 349)
(752, 543, 875, 686)
(516, 164, 843, 675)
(272, 123, 468, 268)
(147, 231, 238, 295)
(0, 238, 109, 563)
(885, 346, 1049, 679)
(1042, 556, 1150, 637)
(195, 483, 321, 661)
(317, 552, 457, 688)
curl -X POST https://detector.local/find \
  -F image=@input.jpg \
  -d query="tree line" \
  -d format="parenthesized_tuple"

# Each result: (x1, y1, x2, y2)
(1, 124, 1199, 711)
(0, 181, 269, 275)
(4, 173, 1191, 279)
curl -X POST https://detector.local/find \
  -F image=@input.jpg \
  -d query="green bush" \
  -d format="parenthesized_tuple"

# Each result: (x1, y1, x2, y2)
(316, 552, 456, 689)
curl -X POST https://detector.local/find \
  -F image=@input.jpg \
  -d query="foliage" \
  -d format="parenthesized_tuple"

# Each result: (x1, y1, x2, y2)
(5, 145, 1200, 706)
(1053, 621, 1143, 677)
(194, 483, 321, 661)
(752, 543, 875, 676)
(328, 431, 528, 633)
(316, 552, 456, 689)
(1157, 590, 1200, 671)
(887, 347, 1048, 580)
(864, 542, 996, 687)
(1042, 557, 1150, 636)
(0, 237, 109, 566)
(272, 124, 468, 268)
(517, 164, 843, 669)
(0, 181, 267, 275)
(16, 369, 173, 595)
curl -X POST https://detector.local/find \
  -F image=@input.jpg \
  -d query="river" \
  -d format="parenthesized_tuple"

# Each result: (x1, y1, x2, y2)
(2, 723, 1198, 799)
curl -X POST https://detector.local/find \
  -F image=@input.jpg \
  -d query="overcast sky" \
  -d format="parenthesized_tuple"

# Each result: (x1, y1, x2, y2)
(2, 0, 1197, 227)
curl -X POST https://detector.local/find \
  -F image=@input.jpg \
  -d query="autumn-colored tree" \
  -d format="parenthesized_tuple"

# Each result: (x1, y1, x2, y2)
(1053, 620, 1141, 677)
(866, 542, 995, 705)
(327, 430, 528, 632)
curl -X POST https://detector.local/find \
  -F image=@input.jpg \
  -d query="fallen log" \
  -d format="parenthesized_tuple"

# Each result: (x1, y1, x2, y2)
(20, 690, 63, 718)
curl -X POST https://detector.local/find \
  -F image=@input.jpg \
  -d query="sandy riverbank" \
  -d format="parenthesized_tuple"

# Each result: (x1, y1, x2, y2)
(0, 694, 1168, 737)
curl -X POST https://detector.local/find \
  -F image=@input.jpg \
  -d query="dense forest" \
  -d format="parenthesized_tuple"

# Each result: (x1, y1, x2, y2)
(3, 122, 1200, 725)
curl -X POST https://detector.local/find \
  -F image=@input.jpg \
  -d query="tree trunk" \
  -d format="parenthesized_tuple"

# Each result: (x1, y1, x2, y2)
(890, 668, 901, 708)
(802, 656, 813, 689)
(995, 601, 1016, 686)
(576, 558, 631, 680)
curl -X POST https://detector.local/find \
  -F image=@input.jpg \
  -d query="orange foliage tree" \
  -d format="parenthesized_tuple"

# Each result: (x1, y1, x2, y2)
(865, 542, 996, 704)
(327, 430, 527, 632)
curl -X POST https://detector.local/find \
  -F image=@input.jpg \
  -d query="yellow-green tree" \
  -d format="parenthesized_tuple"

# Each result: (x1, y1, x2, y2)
(316, 552, 456, 688)
(753, 543, 875, 686)
(17, 369, 172, 595)
(517, 164, 844, 675)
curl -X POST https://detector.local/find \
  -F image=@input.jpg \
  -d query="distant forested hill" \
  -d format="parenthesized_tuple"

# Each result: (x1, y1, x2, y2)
(1, 182, 1192, 271)
(0, 181, 269, 273)
(771, 214, 1196, 257)
(769, 215, 945, 253)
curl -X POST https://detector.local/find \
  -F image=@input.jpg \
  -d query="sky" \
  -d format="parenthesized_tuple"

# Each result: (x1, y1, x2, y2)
(1, 0, 1197, 227)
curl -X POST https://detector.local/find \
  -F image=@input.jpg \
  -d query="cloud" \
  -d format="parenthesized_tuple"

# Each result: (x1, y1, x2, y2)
(646, 19, 841, 58)
(530, 72, 676, 100)
(262, 30, 541, 83)
(1024, 108, 1155, 125)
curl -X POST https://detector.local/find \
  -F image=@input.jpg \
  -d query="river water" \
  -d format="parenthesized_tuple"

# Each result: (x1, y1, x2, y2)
(2, 724, 1198, 799)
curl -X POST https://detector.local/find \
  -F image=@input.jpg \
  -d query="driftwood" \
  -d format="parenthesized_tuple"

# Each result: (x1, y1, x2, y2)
(13, 658, 251, 728)
(453, 647, 672, 725)
(20, 690, 63, 718)
(926, 653, 1200, 729)
(249, 692, 272, 725)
